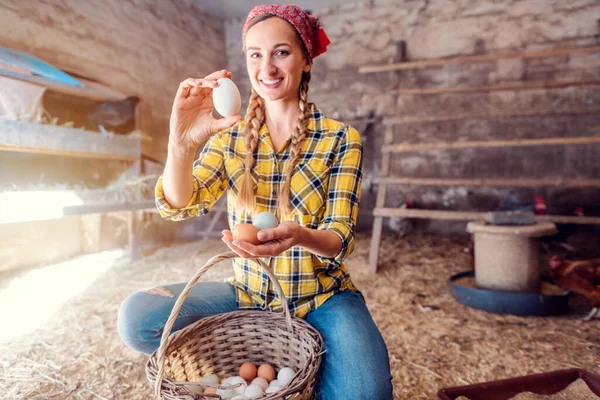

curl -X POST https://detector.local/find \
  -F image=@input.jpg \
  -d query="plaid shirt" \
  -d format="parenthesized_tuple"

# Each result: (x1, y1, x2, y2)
(155, 104, 362, 318)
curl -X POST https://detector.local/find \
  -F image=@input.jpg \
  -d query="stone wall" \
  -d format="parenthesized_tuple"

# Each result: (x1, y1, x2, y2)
(226, 0, 600, 232)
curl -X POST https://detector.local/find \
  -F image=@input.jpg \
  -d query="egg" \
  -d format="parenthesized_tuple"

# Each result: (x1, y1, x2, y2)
(239, 362, 258, 382)
(224, 376, 247, 394)
(185, 384, 203, 394)
(277, 367, 295, 386)
(200, 374, 220, 385)
(251, 377, 268, 391)
(243, 384, 264, 398)
(257, 363, 276, 383)
(268, 379, 281, 388)
(217, 384, 237, 399)
(253, 212, 279, 231)
(212, 77, 241, 118)
(233, 224, 261, 245)
(265, 386, 281, 394)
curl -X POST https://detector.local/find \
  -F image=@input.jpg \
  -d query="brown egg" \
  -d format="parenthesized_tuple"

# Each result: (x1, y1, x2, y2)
(239, 362, 258, 382)
(257, 363, 276, 382)
(203, 387, 217, 394)
(233, 224, 261, 245)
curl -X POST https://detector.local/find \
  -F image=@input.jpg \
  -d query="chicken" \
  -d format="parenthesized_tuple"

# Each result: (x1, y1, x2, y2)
(549, 256, 600, 320)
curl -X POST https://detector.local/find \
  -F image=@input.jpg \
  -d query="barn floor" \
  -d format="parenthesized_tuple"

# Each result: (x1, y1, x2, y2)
(1, 233, 598, 400)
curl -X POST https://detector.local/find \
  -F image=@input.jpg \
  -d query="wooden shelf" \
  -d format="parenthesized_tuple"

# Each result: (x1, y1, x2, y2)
(383, 107, 600, 125)
(0, 68, 127, 102)
(377, 177, 600, 188)
(359, 45, 600, 73)
(391, 79, 600, 95)
(383, 136, 600, 153)
(0, 119, 141, 161)
(373, 207, 600, 225)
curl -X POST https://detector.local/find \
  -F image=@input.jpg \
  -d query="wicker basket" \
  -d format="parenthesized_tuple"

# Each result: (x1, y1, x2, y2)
(145, 251, 324, 400)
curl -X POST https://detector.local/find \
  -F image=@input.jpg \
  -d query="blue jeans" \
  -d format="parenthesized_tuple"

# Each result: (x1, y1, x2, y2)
(117, 283, 393, 400)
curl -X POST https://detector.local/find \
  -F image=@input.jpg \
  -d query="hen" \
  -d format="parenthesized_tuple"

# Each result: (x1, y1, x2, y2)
(549, 256, 600, 320)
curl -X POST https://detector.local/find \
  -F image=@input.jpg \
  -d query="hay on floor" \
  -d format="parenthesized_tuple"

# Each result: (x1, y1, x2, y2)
(0, 233, 598, 400)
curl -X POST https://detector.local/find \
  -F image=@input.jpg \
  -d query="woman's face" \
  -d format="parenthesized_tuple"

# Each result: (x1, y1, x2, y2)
(245, 17, 311, 103)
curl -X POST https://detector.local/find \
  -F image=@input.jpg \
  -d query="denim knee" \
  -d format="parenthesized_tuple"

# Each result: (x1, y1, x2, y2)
(117, 290, 158, 355)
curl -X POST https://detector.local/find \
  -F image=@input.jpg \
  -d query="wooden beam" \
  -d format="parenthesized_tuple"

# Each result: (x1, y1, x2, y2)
(0, 119, 141, 161)
(383, 136, 600, 153)
(391, 80, 600, 95)
(383, 107, 600, 125)
(369, 127, 394, 274)
(62, 201, 156, 216)
(0, 189, 155, 224)
(377, 177, 600, 188)
(374, 207, 486, 220)
(359, 45, 600, 73)
(0, 68, 127, 102)
(373, 207, 600, 225)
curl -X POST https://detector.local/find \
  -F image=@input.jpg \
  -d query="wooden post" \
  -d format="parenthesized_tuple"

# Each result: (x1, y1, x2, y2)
(369, 127, 394, 274)
(81, 214, 102, 253)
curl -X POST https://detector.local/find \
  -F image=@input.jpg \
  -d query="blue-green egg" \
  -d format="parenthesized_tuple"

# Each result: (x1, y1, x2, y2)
(253, 211, 279, 230)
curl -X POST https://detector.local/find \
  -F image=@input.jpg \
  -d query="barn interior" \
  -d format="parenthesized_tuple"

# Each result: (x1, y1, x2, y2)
(1, 1, 599, 399)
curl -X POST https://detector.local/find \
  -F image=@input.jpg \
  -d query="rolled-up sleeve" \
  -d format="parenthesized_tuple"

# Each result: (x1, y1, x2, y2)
(316, 125, 363, 264)
(155, 133, 227, 221)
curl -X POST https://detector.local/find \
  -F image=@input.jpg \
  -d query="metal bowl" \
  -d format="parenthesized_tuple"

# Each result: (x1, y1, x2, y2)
(449, 271, 570, 316)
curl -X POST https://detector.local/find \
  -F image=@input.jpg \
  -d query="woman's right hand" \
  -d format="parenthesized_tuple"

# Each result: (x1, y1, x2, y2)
(169, 69, 243, 150)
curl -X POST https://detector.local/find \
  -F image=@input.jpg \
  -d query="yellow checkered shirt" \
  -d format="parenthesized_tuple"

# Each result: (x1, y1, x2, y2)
(155, 104, 362, 318)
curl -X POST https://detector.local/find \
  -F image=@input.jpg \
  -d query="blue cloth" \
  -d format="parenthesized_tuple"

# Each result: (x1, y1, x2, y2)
(117, 283, 393, 400)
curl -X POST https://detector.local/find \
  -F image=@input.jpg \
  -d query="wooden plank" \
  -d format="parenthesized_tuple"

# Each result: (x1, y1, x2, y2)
(369, 127, 394, 274)
(377, 177, 600, 188)
(0, 119, 141, 161)
(383, 107, 600, 125)
(0, 188, 155, 224)
(374, 207, 600, 225)
(62, 201, 156, 216)
(0, 68, 127, 102)
(359, 45, 600, 73)
(374, 207, 487, 220)
(383, 136, 600, 153)
(391, 80, 600, 95)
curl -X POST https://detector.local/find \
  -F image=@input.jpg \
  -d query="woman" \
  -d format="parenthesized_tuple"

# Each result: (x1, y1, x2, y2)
(118, 5, 393, 399)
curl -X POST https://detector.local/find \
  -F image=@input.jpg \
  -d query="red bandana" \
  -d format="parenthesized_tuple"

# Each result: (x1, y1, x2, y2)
(243, 4, 331, 60)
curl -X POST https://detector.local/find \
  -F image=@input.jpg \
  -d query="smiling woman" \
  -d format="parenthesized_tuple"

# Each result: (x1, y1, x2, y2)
(117, 4, 393, 399)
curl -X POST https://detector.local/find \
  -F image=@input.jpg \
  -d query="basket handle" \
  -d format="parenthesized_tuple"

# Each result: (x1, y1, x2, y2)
(154, 251, 293, 397)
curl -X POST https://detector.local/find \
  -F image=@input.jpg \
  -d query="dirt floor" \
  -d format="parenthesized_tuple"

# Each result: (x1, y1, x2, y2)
(0, 233, 598, 400)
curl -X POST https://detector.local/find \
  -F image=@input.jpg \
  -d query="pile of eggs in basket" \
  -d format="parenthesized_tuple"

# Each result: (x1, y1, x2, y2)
(186, 362, 297, 399)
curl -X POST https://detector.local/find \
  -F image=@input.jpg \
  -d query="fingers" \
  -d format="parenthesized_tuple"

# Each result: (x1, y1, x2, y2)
(257, 226, 286, 242)
(233, 240, 284, 258)
(175, 70, 232, 100)
(222, 234, 253, 258)
(214, 114, 243, 131)
(204, 69, 232, 81)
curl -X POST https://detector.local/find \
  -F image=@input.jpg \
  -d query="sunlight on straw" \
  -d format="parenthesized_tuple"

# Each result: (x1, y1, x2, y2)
(0, 250, 124, 344)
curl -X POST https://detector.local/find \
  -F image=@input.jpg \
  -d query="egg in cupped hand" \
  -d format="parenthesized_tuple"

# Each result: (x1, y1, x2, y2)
(233, 224, 261, 245)
(233, 212, 279, 246)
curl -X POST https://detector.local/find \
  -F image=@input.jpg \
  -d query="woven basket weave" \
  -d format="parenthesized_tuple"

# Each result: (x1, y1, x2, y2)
(145, 251, 324, 400)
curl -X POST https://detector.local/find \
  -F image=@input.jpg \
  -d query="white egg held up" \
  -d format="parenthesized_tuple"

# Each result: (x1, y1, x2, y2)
(212, 78, 241, 118)
(253, 211, 279, 230)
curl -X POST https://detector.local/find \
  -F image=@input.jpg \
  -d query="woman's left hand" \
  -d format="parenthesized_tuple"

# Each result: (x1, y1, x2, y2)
(222, 221, 304, 258)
